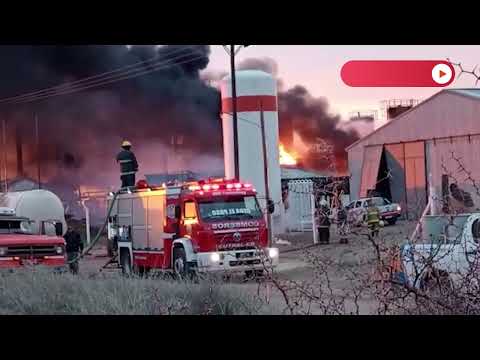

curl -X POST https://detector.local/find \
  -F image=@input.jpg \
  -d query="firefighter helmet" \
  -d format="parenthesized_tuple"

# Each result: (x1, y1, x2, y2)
(121, 140, 132, 147)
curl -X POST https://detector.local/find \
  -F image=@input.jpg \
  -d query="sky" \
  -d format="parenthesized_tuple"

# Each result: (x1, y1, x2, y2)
(207, 45, 480, 127)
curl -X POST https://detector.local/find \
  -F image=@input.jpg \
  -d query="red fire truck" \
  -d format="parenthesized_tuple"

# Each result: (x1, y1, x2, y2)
(107, 178, 278, 278)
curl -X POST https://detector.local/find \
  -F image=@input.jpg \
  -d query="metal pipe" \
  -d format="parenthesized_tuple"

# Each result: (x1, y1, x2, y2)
(260, 102, 273, 246)
(311, 193, 318, 244)
(2, 119, 7, 192)
(230, 45, 240, 180)
(81, 200, 91, 245)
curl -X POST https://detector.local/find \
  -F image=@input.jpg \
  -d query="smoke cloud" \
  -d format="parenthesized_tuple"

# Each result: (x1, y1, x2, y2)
(0, 47, 365, 220)
(0, 45, 224, 192)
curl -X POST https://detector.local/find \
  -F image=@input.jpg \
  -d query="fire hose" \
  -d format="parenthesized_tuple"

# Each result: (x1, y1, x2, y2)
(66, 191, 120, 265)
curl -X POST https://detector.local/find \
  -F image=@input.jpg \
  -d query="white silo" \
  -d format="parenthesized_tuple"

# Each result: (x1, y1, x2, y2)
(221, 70, 284, 235)
(0, 190, 67, 236)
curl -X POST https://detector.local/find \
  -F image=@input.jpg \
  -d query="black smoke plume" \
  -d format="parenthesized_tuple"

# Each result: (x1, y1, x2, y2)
(0, 45, 223, 193)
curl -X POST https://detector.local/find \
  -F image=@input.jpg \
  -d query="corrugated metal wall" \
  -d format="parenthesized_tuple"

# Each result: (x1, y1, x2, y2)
(427, 135, 480, 213)
(384, 143, 407, 213)
(359, 145, 383, 197)
(286, 180, 314, 231)
(347, 147, 363, 200)
(404, 141, 427, 219)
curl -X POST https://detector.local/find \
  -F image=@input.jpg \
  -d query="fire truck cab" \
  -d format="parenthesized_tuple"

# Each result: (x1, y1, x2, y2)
(107, 178, 279, 277)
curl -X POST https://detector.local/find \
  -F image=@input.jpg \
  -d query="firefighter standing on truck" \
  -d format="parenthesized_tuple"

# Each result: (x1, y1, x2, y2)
(116, 140, 139, 189)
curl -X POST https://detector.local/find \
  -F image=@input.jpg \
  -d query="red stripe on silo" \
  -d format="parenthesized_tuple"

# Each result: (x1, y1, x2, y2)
(222, 95, 277, 113)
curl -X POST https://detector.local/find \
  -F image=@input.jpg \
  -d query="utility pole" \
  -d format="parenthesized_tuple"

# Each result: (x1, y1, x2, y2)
(35, 113, 41, 189)
(230, 45, 240, 180)
(15, 122, 23, 177)
(259, 102, 273, 246)
(1, 119, 6, 192)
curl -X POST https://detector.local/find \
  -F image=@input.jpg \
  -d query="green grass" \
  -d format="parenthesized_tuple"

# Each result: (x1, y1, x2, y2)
(0, 269, 271, 315)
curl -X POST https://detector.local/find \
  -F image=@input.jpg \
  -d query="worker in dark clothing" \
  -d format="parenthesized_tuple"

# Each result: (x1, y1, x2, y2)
(316, 199, 331, 244)
(116, 140, 139, 189)
(64, 225, 84, 275)
(337, 205, 348, 244)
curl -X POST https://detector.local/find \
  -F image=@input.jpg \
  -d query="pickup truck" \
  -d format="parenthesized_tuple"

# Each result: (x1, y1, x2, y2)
(393, 213, 480, 290)
(346, 197, 402, 226)
(0, 207, 66, 270)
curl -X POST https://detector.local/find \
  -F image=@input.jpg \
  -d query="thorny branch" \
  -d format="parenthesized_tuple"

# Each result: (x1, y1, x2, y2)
(448, 58, 480, 86)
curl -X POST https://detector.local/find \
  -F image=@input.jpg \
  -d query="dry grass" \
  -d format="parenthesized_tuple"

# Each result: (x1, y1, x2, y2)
(0, 269, 272, 315)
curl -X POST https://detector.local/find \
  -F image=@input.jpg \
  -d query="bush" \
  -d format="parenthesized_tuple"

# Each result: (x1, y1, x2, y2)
(0, 269, 271, 315)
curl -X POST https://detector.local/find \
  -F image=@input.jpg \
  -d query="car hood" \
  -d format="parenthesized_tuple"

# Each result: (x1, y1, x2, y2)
(0, 234, 65, 246)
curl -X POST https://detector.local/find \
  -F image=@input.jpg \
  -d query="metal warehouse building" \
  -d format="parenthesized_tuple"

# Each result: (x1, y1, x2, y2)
(346, 89, 480, 219)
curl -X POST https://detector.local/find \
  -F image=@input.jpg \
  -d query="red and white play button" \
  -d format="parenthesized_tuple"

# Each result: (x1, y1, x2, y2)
(432, 63, 453, 85)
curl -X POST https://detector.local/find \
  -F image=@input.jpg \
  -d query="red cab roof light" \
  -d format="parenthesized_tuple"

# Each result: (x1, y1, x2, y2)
(136, 180, 149, 189)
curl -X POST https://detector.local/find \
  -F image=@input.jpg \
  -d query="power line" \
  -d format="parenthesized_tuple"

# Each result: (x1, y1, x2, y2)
(0, 46, 202, 106)
(0, 46, 197, 105)
(4, 53, 207, 105)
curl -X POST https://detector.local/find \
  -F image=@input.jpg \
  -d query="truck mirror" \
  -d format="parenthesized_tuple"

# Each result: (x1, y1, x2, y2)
(267, 199, 275, 214)
(175, 205, 181, 219)
(55, 222, 63, 237)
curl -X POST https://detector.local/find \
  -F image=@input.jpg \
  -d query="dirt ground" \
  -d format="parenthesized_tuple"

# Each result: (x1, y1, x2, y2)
(78, 220, 417, 314)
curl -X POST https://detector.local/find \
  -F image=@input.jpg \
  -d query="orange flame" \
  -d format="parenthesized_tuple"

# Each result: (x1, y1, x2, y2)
(279, 144, 297, 166)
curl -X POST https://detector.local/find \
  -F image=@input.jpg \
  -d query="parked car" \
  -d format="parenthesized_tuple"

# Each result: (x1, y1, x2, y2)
(345, 197, 402, 226)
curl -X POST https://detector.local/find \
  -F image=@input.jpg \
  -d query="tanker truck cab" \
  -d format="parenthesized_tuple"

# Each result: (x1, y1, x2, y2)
(0, 207, 66, 270)
(108, 178, 279, 278)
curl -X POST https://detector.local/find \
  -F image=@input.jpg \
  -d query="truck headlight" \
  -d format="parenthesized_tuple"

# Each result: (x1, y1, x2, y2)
(55, 246, 64, 255)
(0, 247, 7, 256)
(210, 253, 220, 262)
(268, 248, 279, 259)
(396, 205, 401, 212)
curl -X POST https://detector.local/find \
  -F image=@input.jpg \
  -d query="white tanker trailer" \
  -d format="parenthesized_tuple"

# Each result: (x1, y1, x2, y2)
(0, 190, 67, 236)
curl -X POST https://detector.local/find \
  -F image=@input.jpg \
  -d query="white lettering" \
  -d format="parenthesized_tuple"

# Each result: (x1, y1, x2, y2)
(211, 221, 259, 230)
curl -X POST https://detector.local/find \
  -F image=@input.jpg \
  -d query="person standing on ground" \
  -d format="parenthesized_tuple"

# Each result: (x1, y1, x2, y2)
(337, 203, 348, 244)
(116, 140, 139, 189)
(316, 199, 331, 244)
(64, 225, 84, 275)
(366, 200, 381, 238)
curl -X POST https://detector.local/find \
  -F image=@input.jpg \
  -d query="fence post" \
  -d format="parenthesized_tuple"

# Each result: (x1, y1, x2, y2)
(311, 193, 318, 244)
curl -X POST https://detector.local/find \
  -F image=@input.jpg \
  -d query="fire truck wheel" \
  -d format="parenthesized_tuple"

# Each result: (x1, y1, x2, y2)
(173, 247, 194, 280)
(120, 250, 132, 277)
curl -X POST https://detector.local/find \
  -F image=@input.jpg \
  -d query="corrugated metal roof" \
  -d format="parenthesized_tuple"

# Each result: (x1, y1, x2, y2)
(346, 88, 480, 151)
(446, 89, 480, 99)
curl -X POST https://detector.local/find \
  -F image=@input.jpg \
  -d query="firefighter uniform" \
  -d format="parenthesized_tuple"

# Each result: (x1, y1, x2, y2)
(116, 141, 139, 189)
(64, 227, 84, 275)
(366, 205, 380, 238)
